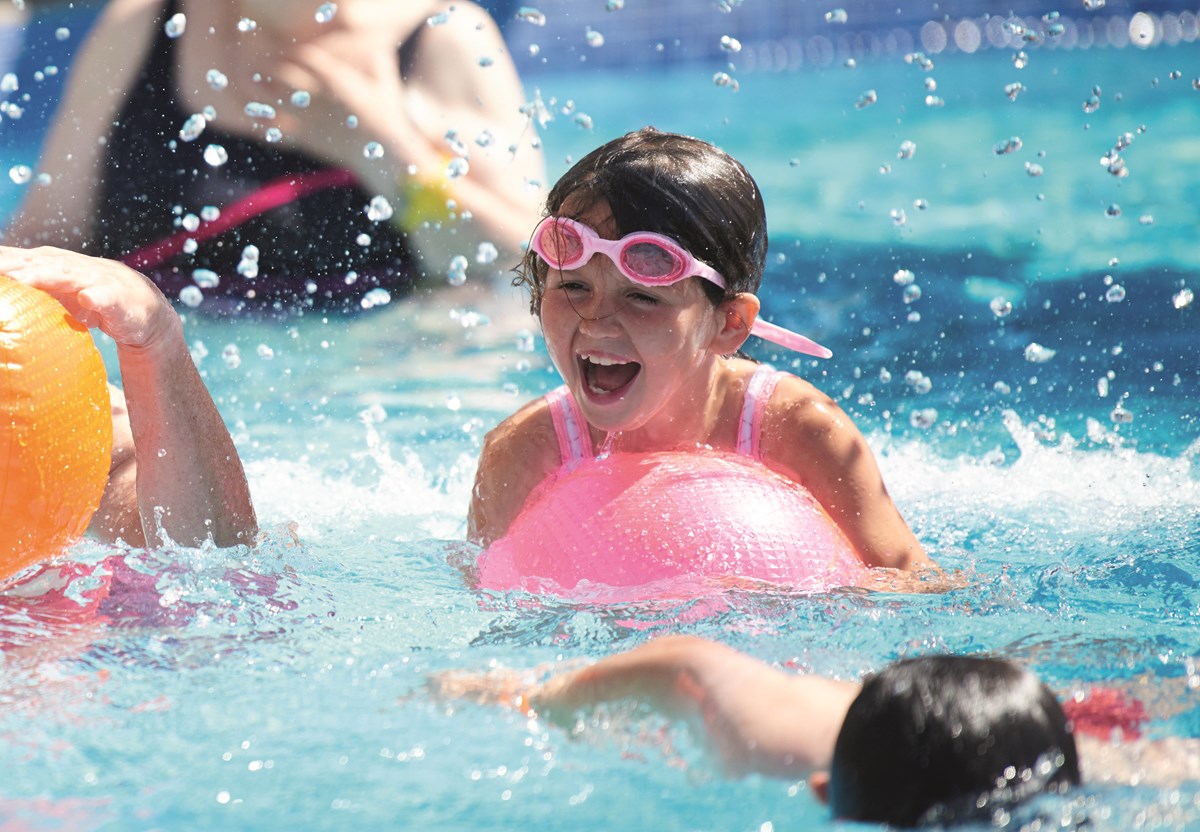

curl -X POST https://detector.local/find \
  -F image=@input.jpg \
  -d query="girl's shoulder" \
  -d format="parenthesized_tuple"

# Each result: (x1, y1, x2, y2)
(477, 395, 563, 491)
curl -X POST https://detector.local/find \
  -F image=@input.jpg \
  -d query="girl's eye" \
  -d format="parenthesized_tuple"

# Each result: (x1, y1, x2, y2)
(556, 279, 588, 292)
(628, 291, 660, 305)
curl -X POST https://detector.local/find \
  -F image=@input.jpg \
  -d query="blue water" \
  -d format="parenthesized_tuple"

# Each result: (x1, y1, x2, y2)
(2, 7, 1200, 831)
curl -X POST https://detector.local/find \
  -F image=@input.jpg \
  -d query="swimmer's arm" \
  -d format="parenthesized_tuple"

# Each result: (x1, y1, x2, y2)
(531, 635, 860, 778)
(0, 247, 257, 548)
(467, 401, 560, 545)
(763, 376, 935, 571)
(3, 0, 162, 247)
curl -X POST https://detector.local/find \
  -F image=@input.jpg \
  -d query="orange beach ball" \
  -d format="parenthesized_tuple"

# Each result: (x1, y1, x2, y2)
(0, 274, 112, 581)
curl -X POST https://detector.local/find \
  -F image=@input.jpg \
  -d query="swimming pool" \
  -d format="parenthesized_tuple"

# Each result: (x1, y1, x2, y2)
(2, 6, 1199, 830)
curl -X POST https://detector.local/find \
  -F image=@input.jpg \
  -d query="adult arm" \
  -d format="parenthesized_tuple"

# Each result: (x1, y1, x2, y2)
(762, 375, 935, 571)
(3, 0, 163, 247)
(0, 246, 257, 548)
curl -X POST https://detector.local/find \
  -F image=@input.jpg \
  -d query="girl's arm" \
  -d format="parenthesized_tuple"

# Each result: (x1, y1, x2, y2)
(3, 0, 162, 247)
(529, 635, 860, 777)
(763, 375, 935, 571)
(0, 246, 257, 548)
(467, 399, 561, 545)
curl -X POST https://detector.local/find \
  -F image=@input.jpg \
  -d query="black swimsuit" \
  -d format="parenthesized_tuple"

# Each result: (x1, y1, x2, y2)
(91, 0, 419, 311)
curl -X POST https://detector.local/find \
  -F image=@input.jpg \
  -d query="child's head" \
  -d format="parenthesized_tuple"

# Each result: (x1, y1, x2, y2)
(517, 127, 767, 315)
(828, 655, 1080, 827)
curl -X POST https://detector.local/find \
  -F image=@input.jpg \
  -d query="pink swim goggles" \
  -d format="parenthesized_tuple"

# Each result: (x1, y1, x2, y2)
(531, 216, 832, 358)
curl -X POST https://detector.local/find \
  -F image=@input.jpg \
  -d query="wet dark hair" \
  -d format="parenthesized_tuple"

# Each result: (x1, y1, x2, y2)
(515, 127, 768, 315)
(829, 655, 1080, 828)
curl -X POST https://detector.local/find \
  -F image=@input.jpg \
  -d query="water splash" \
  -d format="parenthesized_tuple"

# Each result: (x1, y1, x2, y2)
(366, 196, 394, 223)
(164, 12, 186, 38)
(315, 3, 338, 24)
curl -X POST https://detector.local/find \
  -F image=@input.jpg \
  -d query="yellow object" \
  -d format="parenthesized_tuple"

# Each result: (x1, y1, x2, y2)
(0, 274, 112, 581)
(397, 162, 456, 233)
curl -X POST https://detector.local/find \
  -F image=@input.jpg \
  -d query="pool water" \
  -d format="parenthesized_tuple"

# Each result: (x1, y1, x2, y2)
(2, 6, 1200, 830)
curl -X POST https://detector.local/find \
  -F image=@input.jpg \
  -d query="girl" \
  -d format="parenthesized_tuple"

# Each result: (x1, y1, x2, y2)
(469, 128, 934, 588)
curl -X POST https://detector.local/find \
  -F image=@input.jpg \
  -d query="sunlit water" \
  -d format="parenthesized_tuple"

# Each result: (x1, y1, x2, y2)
(2, 9, 1199, 831)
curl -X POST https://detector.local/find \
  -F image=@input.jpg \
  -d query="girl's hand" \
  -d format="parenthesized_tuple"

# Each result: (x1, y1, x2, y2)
(0, 246, 180, 354)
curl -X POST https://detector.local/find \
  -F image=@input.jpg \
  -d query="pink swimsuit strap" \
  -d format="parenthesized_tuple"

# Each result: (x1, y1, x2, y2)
(545, 386, 594, 464)
(737, 365, 783, 460)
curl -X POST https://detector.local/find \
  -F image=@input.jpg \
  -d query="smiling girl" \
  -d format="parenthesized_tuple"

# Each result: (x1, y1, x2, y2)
(468, 128, 934, 591)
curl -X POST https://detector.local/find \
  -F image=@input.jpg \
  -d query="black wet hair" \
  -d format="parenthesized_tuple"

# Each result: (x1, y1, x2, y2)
(829, 655, 1080, 827)
(515, 127, 768, 315)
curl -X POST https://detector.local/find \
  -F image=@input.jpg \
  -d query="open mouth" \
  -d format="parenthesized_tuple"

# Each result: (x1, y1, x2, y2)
(578, 353, 641, 398)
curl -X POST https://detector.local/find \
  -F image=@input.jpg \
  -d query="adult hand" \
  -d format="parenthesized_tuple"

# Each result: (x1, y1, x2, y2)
(0, 245, 180, 353)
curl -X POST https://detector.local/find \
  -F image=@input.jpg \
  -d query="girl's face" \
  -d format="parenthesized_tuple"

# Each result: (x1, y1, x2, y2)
(538, 198, 729, 437)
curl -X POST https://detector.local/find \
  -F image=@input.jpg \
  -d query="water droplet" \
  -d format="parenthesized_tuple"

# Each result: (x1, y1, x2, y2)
(478, 55, 494, 68)
(1024, 161, 1044, 177)
(200, 205, 220, 222)
(192, 268, 220, 289)
(446, 395, 463, 411)
(1083, 0, 1105, 9)
(427, 11, 450, 26)
(182, 238, 198, 254)
(514, 329, 535, 352)
(237, 257, 258, 278)
(1024, 342, 1056, 363)
(54, 27, 70, 41)
(1, 101, 23, 119)
(913, 198, 928, 210)
(1105, 203, 1121, 217)
(315, 2, 338, 23)
(8, 164, 31, 184)
(585, 27, 604, 47)
(0, 73, 17, 93)
(845, 58, 857, 69)
(993, 136, 1024, 157)
(720, 35, 741, 53)
(244, 101, 276, 120)
(1172, 288, 1194, 309)
(904, 370, 932, 394)
(181, 213, 201, 232)
(476, 241, 499, 264)
(1110, 403, 1133, 424)
(1138, 214, 1154, 226)
(924, 95, 945, 108)
(1046, 22, 1065, 37)
(360, 288, 392, 309)
(1082, 95, 1100, 113)
(515, 7, 546, 26)
(447, 254, 469, 286)
(164, 12, 187, 38)
(1012, 51, 1029, 69)
(264, 127, 283, 143)
(256, 344, 275, 360)
(179, 113, 206, 142)
(893, 269, 915, 286)
(447, 156, 470, 178)
(1097, 376, 1109, 397)
(924, 77, 937, 92)
(179, 285, 204, 307)
(855, 89, 877, 109)
(346, 115, 358, 129)
(363, 141, 384, 159)
(1004, 82, 1024, 101)
(356, 233, 371, 247)
(825, 8, 848, 23)
(890, 208, 907, 226)
(203, 144, 228, 167)
(713, 72, 740, 92)
(990, 297, 1013, 317)
(897, 140, 916, 160)
(606, 0, 624, 9)
(237, 17, 257, 33)
(904, 51, 934, 71)
(910, 408, 938, 429)
(1105, 284, 1126, 303)
(206, 69, 228, 91)
(366, 195, 394, 222)
(221, 344, 241, 369)
(902, 284, 922, 303)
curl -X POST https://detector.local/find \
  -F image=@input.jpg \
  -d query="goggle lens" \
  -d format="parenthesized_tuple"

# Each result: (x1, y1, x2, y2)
(535, 220, 585, 267)
(621, 241, 682, 281)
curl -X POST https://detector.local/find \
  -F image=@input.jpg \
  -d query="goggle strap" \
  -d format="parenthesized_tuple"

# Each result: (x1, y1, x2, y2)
(750, 318, 833, 359)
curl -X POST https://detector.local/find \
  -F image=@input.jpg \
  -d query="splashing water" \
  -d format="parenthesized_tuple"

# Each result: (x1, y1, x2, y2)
(164, 12, 186, 38)
(315, 3, 338, 24)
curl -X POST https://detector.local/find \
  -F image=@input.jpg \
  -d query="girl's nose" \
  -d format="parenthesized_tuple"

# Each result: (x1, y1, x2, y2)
(574, 291, 625, 334)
